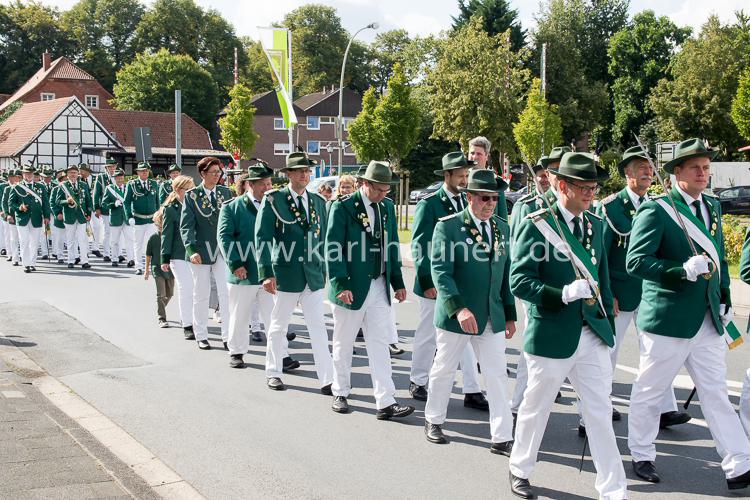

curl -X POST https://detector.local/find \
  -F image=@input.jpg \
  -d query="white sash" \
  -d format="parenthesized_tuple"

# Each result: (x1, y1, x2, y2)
(59, 182, 74, 201)
(106, 184, 125, 204)
(16, 183, 42, 204)
(533, 217, 606, 313)
(654, 198, 721, 278)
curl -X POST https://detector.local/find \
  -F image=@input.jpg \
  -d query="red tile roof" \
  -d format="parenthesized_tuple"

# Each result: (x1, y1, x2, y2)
(0, 98, 71, 156)
(90, 109, 212, 150)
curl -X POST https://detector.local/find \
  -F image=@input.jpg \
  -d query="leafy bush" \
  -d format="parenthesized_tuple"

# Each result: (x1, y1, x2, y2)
(724, 215, 749, 265)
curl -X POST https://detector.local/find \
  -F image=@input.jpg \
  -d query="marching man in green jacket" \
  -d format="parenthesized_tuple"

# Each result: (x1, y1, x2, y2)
(739, 226, 750, 435)
(256, 152, 333, 391)
(124, 162, 159, 275)
(424, 169, 517, 453)
(159, 164, 181, 205)
(596, 145, 689, 432)
(49, 170, 67, 263)
(0, 171, 7, 257)
(100, 168, 135, 267)
(2, 169, 21, 265)
(409, 152, 485, 409)
(8, 165, 50, 272)
(54, 164, 93, 269)
(326, 160, 413, 419)
(219, 164, 275, 369)
(626, 138, 750, 489)
(93, 158, 117, 262)
(181, 156, 233, 350)
(508, 153, 626, 499)
(467, 136, 508, 220)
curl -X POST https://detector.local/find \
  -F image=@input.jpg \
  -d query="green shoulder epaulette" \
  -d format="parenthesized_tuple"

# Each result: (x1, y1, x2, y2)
(703, 191, 717, 199)
(526, 208, 547, 220)
(601, 193, 618, 205)
(493, 213, 508, 223)
(422, 191, 439, 200)
(310, 191, 327, 202)
(438, 212, 462, 222)
(585, 210, 602, 220)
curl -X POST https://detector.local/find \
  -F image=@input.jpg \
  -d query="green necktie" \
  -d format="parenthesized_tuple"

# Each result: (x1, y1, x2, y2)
(572, 216, 582, 242)
(297, 195, 307, 221)
(692, 200, 705, 228)
(209, 190, 216, 208)
(480, 221, 490, 249)
(371, 202, 382, 277)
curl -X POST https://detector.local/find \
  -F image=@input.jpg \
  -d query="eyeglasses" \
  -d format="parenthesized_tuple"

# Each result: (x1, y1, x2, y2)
(478, 195, 498, 202)
(567, 182, 600, 195)
(204, 169, 222, 176)
(369, 185, 391, 194)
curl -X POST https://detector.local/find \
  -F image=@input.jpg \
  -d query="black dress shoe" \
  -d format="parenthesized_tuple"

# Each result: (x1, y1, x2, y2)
(127, 260, 135, 268)
(40, 255, 49, 260)
(251, 330, 263, 342)
(510, 472, 535, 499)
(74, 257, 80, 264)
(112, 262, 118, 267)
(389, 343, 404, 356)
(578, 424, 586, 437)
(332, 396, 349, 413)
(229, 354, 244, 368)
(183, 326, 195, 340)
(425, 422, 447, 444)
(12, 261, 20, 266)
(267, 377, 285, 391)
(67, 263, 74, 269)
(409, 382, 428, 401)
(0, 249, 5, 255)
(119, 255, 126, 263)
(57, 259, 64, 264)
(222, 341, 228, 350)
(92, 250, 102, 258)
(659, 410, 691, 428)
(103, 256, 111, 262)
(81, 263, 91, 269)
(286, 330, 296, 341)
(376, 403, 415, 420)
(612, 407, 621, 421)
(728, 468, 750, 490)
(135, 269, 143, 275)
(23, 266, 31, 273)
(197, 340, 211, 350)
(464, 392, 489, 411)
(490, 440, 513, 456)
(320, 384, 333, 396)
(282, 356, 300, 372)
(632, 460, 660, 483)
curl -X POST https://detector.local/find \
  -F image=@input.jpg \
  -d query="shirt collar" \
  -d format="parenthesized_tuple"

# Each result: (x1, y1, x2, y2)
(291, 188, 308, 203)
(443, 183, 461, 198)
(360, 187, 374, 207)
(625, 186, 648, 207)
(675, 183, 701, 206)
(203, 185, 215, 196)
(557, 201, 582, 226)
(468, 206, 490, 228)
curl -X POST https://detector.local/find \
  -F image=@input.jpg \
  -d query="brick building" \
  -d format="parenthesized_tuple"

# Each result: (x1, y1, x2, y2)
(0, 53, 113, 113)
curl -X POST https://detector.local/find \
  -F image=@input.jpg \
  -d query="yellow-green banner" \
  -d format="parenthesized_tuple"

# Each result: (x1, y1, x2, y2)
(258, 27, 297, 128)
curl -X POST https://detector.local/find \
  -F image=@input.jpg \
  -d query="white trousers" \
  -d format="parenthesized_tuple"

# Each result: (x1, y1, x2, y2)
(51, 225, 64, 258)
(265, 287, 333, 386)
(109, 225, 134, 262)
(228, 284, 274, 356)
(249, 295, 262, 331)
(411, 296, 481, 393)
(190, 256, 229, 341)
(133, 223, 156, 271)
(0, 219, 5, 251)
(511, 301, 530, 412)
(90, 212, 102, 251)
(332, 276, 397, 409)
(100, 215, 111, 257)
(17, 225, 41, 267)
(510, 327, 627, 500)
(8, 224, 19, 263)
(37, 226, 48, 256)
(628, 312, 750, 478)
(169, 259, 194, 328)
(612, 309, 677, 413)
(741, 369, 750, 438)
(64, 223, 88, 264)
(426, 325, 513, 443)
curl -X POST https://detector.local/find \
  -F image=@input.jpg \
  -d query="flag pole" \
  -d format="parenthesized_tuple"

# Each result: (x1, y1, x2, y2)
(287, 28, 294, 153)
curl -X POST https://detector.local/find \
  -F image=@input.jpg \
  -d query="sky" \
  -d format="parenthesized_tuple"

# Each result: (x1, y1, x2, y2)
(3, 0, 748, 42)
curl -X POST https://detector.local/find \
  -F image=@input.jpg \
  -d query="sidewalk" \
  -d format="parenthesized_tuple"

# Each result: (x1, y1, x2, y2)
(0, 355, 156, 500)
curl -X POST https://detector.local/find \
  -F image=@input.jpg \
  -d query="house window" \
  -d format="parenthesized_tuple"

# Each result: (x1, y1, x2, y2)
(306, 116, 320, 130)
(40, 93, 55, 101)
(85, 95, 99, 109)
(343, 118, 353, 131)
(273, 117, 286, 130)
(320, 116, 335, 124)
(307, 141, 320, 155)
(274, 143, 291, 155)
(343, 141, 355, 156)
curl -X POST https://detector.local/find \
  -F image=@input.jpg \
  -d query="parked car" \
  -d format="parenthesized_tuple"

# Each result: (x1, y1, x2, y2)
(717, 185, 750, 215)
(409, 181, 442, 203)
(308, 175, 340, 197)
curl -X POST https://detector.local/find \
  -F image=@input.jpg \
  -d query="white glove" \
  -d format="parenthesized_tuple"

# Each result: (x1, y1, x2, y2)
(720, 304, 734, 327)
(683, 255, 710, 282)
(562, 279, 594, 304)
(128, 217, 135, 226)
(114, 200, 122, 207)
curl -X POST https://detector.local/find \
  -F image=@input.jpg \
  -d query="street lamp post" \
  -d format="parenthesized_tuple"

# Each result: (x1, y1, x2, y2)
(338, 22, 378, 169)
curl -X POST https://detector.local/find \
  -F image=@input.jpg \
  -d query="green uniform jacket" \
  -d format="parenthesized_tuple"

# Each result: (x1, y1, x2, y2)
(124, 178, 159, 225)
(597, 188, 643, 312)
(100, 184, 127, 226)
(255, 186, 327, 293)
(54, 180, 92, 224)
(1, 183, 14, 225)
(741, 227, 750, 333)
(161, 200, 186, 264)
(411, 185, 467, 297)
(48, 185, 65, 229)
(626, 189, 730, 339)
(510, 188, 557, 238)
(495, 189, 509, 220)
(431, 209, 516, 334)
(180, 183, 232, 265)
(159, 179, 173, 205)
(0, 183, 7, 221)
(92, 173, 113, 216)
(326, 190, 405, 310)
(219, 194, 261, 286)
(510, 204, 615, 359)
(8, 181, 50, 227)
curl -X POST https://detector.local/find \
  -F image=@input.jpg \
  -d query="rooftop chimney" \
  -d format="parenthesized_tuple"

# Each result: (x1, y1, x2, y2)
(42, 52, 51, 71)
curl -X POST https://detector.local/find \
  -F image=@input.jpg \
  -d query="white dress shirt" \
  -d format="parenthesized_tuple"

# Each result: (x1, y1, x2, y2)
(675, 183, 710, 227)
(557, 201, 584, 236)
(468, 207, 492, 247)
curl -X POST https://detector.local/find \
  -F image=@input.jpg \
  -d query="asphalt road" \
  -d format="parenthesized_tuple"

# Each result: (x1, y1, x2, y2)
(1, 256, 749, 499)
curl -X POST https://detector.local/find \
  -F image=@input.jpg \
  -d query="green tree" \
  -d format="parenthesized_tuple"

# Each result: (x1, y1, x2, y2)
(452, 0, 526, 52)
(733, 68, 750, 141)
(650, 13, 750, 156)
(0, 1, 74, 94)
(113, 48, 219, 129)
(369, 29, 412, 93)
(608, 10, 690, 147)
(348, 88, 386, 163)
(219, 84, 259, 160)
(374, 63, 421, 169)
(426, 17, 530, 161)
(513, 78, 563, 166)
(239, 38, 274, 94)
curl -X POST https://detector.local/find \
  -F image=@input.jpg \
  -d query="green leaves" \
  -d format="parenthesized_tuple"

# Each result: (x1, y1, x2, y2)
(513, 78, 563, 166)
(219, 84, 259, 160)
